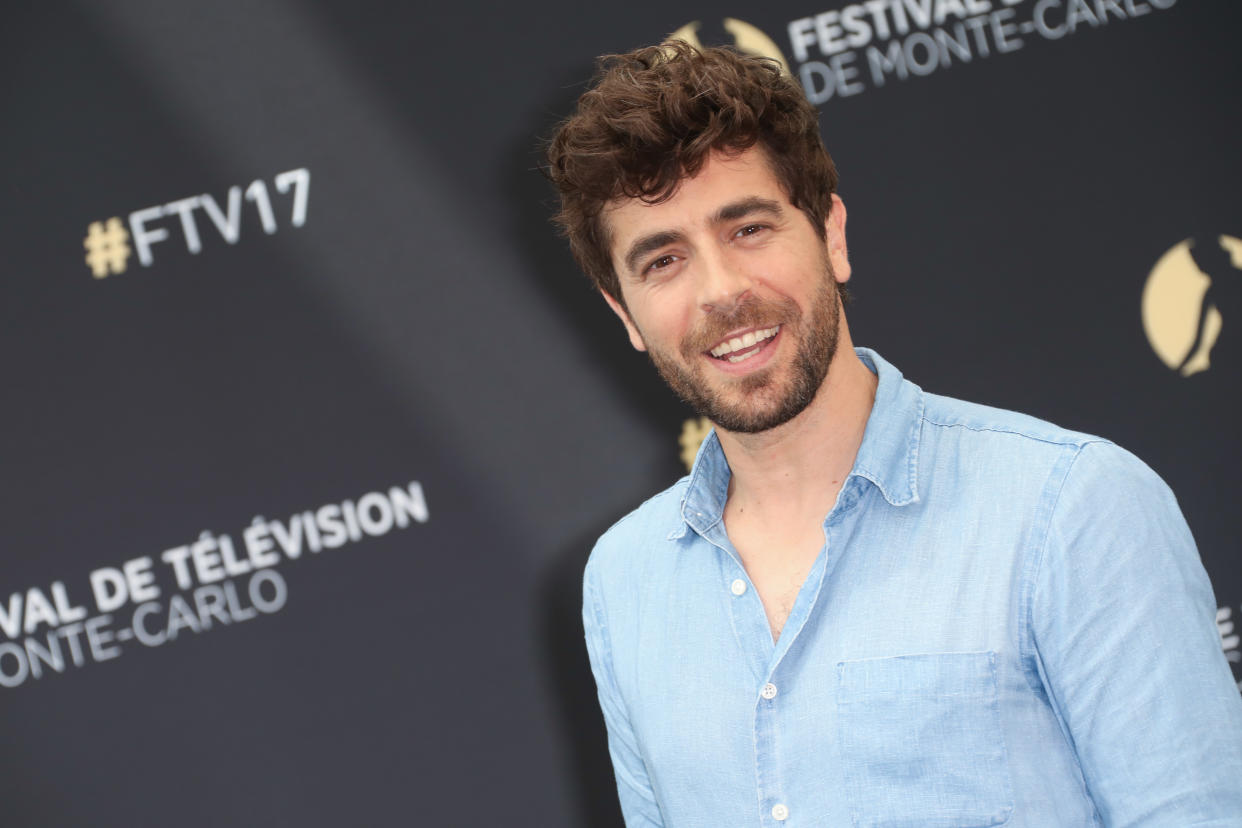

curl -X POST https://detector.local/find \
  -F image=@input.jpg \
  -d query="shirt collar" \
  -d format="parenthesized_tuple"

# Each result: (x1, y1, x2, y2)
(850, 347, 923, 508)
(676, 347, 923, 538)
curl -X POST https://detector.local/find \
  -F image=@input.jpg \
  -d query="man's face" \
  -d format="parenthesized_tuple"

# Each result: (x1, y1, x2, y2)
(602, 147, 851, 434)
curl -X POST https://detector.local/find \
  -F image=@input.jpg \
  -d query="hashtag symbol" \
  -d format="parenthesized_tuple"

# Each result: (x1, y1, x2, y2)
(83, 217, 131, 278)
(679, 416, 714, 472)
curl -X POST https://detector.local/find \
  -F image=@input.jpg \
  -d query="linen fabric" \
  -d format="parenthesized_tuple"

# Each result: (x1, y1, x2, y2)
(583, 348, 1242, 827)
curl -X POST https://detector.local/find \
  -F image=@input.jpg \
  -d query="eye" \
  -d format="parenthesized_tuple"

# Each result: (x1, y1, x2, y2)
(645, 254, 681, 273)
(734, 224, 767, 239)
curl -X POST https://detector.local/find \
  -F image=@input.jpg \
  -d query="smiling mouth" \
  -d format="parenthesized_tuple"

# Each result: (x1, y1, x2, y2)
(708, 325, 780, 364)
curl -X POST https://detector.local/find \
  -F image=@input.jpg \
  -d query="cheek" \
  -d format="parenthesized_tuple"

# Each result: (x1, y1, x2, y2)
(638, 284, 697, 340)
(740, 245, 805, 289)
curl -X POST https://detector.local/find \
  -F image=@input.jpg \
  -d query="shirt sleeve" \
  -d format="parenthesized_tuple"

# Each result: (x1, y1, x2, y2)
(1031, 440, 1242, 825)
(583, 558, 666, 827)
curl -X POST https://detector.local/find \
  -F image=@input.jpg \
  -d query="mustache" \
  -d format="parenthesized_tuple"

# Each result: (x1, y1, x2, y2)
(681, 294, 798, 356)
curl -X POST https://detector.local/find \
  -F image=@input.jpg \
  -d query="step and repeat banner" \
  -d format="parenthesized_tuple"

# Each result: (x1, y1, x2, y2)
(3, 2, 1238, 825)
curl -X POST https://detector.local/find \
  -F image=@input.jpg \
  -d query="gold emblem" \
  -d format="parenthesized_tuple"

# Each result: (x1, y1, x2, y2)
(679, 416, 714, 471)
(1141, 235, 1242, 376)
(666, 19, 790, 76)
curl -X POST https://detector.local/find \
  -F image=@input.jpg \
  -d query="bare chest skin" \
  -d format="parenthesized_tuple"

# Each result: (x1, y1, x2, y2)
(724, 500, 831, 642)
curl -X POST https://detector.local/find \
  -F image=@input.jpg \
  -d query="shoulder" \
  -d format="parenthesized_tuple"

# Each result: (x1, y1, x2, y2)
(584, 476, 690, 595)
(1027, 429, 1194, 589)
(914, 391, 1104, 493)
(914, 391, 1175, 511)
(920, 391, 1100, 451)
(1052, 438, 1182, 532)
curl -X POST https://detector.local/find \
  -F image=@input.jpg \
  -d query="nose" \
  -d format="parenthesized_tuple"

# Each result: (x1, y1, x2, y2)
(696, 249, 754, 312)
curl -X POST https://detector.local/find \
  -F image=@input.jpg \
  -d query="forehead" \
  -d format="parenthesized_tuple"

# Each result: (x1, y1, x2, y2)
(604, 148, 787, 254)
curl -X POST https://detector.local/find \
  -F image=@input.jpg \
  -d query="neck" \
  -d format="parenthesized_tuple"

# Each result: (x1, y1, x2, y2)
(716, 333, 877, 521)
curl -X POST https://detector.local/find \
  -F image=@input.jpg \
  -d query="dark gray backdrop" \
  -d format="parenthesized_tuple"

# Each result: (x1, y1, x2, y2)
(3, 2, 1238, 825)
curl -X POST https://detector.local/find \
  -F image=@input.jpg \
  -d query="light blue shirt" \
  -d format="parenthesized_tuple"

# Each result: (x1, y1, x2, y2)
(583, 348, 1242, 827)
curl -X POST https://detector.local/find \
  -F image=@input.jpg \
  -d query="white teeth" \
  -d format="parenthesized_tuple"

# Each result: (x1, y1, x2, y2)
(709, 325, 779, 358)
(727, 347, 761, 363)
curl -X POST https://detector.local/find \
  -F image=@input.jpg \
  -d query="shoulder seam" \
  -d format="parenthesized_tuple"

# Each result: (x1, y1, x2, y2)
(1032, 438, 1119, 583)
(1020, 440, 1100, 753)
(921, 414, 1107, 449)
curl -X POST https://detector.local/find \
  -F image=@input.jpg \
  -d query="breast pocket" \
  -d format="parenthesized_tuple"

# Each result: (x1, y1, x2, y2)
(835, 652, 1014, 828)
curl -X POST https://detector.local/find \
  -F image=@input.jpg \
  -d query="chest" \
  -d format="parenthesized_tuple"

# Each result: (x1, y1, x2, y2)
(726, 513, 827, 640)
(617, 526, 1043, 828)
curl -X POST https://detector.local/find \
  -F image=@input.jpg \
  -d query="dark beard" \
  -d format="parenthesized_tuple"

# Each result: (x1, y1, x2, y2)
(647, 273, 840, 434)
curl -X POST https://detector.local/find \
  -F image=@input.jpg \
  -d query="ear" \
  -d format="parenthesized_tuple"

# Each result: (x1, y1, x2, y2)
(601, 289, 648, 352)
(824, 194, 850, 285)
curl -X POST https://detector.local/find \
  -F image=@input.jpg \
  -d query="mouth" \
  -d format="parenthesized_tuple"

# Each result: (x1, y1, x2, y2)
(707, 325, 781, 365)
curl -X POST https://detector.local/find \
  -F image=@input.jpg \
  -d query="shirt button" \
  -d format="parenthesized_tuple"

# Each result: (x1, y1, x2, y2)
(772, 803, 789, 821)
(730, 579, 747, 596)
(761, 682, 778, 700)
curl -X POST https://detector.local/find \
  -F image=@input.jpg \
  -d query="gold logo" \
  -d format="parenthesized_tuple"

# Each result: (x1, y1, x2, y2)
(83, 218, 132, 278)
(667, 19, 790, 75)
(679, 416, 713, 472)
(1141, 235, 1242, 376)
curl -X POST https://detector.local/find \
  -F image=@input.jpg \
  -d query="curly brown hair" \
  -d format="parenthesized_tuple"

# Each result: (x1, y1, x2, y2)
(546, 41, 839, 305)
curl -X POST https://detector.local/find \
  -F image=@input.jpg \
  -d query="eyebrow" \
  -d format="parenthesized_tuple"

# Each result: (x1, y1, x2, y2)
(624, 230, 685, 277)
(621, 197, 786, 277)
(712, 196, 784, 225)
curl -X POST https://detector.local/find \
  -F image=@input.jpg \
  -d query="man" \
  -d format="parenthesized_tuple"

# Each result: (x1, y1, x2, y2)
(546, 42, 1242, 826)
